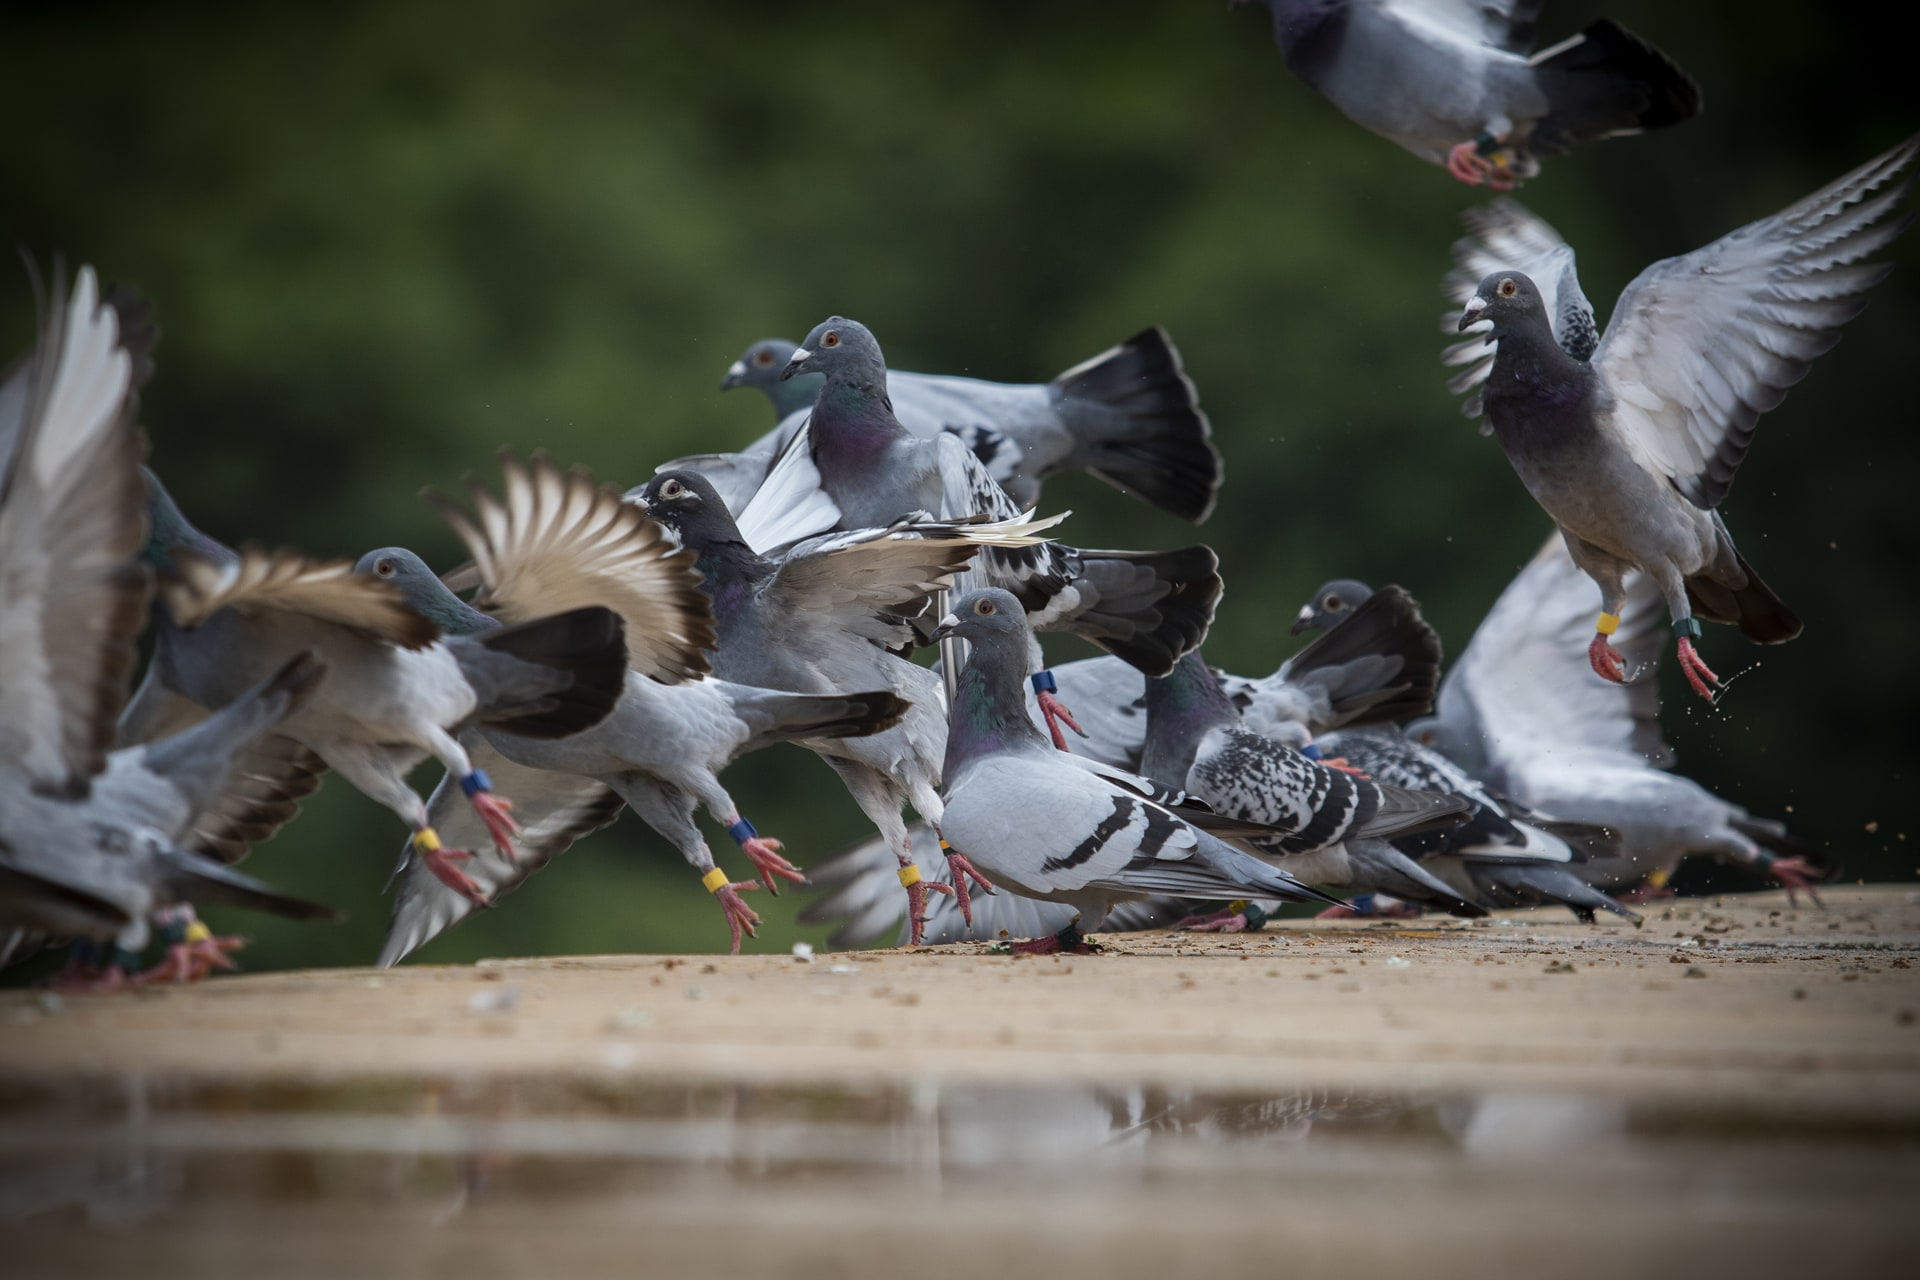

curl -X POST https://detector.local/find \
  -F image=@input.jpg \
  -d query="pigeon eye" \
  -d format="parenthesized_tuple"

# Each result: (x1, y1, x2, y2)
(753, 350, 773, 366)
(822, 331, 840, 348)
(661, 479, 685, 499)
(375, 559, 396, 578)
(1498, 278, 1517, 297)
(1323, 593, 1342, 611)
(975, 598, 996, 616)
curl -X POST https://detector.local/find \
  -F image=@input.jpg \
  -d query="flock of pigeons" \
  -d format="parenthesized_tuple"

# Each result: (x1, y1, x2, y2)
(1, 4, 1913, 985)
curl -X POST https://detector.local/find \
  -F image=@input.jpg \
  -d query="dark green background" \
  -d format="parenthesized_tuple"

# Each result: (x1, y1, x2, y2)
(3, 1, 1913, 969)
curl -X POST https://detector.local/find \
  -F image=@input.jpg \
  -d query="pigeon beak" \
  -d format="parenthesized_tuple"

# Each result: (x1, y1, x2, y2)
(778, 349, 812, 382)
(720, 360, 748, 391)
(930, 611, 962, 643)
(1458, 295, 1488, 331)
(1289, 604, 1315, 635)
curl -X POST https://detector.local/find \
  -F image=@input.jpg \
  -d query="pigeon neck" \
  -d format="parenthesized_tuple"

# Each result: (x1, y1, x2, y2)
(762, 371, 821, 420)
(809, 374, 907, 472)
(684, 533, 772, 636)
(142, 473, 237, 572)
(412, 585, 500, 636)
(1485, 320, 1592, 417)
(945, 638, 1049, 771)
(1269, 0, 1348, 83)
(1141, 650, 1237, 785)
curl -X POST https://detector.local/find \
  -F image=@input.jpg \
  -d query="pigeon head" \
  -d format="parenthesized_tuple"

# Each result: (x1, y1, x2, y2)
(1459, 272, 1549, 335)
(354, 546, 496, 635)
(722, 338, 801, 392)
(931, 588, 1031, 649)
(783, 317, 887, 386)
(633, 469, 746, 551)
(1291, 577, 1375, 635)
(139, 465, 235, 570)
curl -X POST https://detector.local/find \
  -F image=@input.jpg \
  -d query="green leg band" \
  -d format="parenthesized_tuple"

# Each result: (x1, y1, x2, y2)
(1672, 617, 1703, 639)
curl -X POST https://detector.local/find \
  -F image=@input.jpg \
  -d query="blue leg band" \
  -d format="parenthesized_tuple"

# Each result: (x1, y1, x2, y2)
(1350, 894, 1378, 916)
(460, 769, 494, 798)
(1671, 617, 1703, 639)
(1030, 671, 1057, 694)
(1300, 742, 1324, 761)
(728, 818, 758, 845)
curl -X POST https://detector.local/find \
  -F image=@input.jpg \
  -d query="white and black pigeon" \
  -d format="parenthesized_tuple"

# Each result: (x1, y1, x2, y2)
(1453, 134, 1917, 700)
(728, 317, 1223, 750)
(0, 265, 338, 988)
(699, 328, 1222, 521)
(1231, 0, 1701, 188)
(932, 589, 1352, 953)
(116, 450, 708, 904)
(635, 469, 1058, 943)
(1409, 534, 1829, 903)
(364, 546, 907, 959)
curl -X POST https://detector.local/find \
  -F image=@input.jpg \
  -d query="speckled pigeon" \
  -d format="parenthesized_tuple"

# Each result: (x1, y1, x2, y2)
(1455, 135, 1916, 700)
(362, 546, 908, 958)
(704, 328, 1222, 520)
(931, 589, 1351, 953)
(1232, 1, 1700, 188)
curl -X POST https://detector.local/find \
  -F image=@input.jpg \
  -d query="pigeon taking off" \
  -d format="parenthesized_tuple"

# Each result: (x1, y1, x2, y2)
(706, 328, 1222, 521)
(1455, 135, 1917, 699)
(932, 589, 1350, 953)
(1232, 1, 1701, 188)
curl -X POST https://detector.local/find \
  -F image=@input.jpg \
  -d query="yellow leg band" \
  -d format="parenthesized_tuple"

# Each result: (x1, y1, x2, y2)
(898, 864, 923, 888)
(1645, 867, 1671, 890)
(412, 827, 443, 854)
(938, 839, 952, 852)
(1594, 612, 1620, 636)
(701, 867, 730, 894)
(184, 920, 213, 945)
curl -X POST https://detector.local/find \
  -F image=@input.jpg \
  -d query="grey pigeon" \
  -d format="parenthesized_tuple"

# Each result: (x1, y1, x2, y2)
(117, 453, 682, 903)
(1455, 135, 1917, 699)
(637, 470, 1058, 942)
(704, 328, 1222, 521)
(0, 266, 336, 986)
(738, 316, 1223, 748)
(931, 588, 1351, 953)
(1289, 578, 1378, 635)
(362, 546, 908, 959)
(1137, 650, 1480, 918)
(1410, 534, 1828, 903)
(1233, 1, 1700, 187)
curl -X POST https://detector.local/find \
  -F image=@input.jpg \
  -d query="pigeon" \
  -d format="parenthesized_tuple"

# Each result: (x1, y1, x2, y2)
(1409, 534, 1829, 903)
(636, 469, 1059, 942)
(0, 265, 337, 988)
(703, 328, 1222, 521)
(736, 316, 1223, 749)
(1232, 0, 1700, 188)
(1454, 135, 1917, 699)
(361, 546, 908, 958)
(1137, 649, 1480, 919)
(1290, 578, 1378, 635)
(117, 452, 688, 903)
(932, 588, 1354, 953)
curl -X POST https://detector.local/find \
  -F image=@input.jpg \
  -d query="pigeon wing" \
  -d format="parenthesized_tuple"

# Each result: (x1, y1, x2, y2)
(160, 545, 440, 650)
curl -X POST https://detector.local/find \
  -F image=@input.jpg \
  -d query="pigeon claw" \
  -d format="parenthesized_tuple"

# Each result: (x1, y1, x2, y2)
(713, 882, 763, 955)
(137, 933, 245, 985)
(739, 836, 806, 896)
(1766, 856, 1825, 910)
(1588, 633, 1627, 684)
(942, 849, 997, 929)
(1174, 906, 1254, 933)
(469, 791, 522, 860)
(1675, 637, 1720, 700)
(902, 876, 955, 947)
(1035, 690, 1087, 752)
(1321, 757, 1371, 779)
(422, 844, 488, 906)
(47, 958, 133, 994)
(1446, 140, 1496, 186)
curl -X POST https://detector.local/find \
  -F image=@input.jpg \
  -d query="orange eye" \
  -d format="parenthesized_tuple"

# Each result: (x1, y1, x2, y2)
(1498, 278, 1517, 297)
(753, 350, 773, 366)
(976, 598, 996, 616)
(662, 479, 685, 499)
(823, 331, 840, 348)
(376, 559, 396, 577)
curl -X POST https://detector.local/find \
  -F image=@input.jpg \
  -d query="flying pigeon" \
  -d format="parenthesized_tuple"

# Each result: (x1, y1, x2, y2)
(735, 316, 1223, 749)
(1232, 0, 1701, 188)
(0, 265, 337, 988)
(1409, 534, 1829, 903)
(931, 589, 1351, 952)
(361, 546, 908, 957)
(117, 452, 697, 902)
(1453, 134, 1917, 699)
(702, 327, 1222, 521)
(636, 469, 1059, 942)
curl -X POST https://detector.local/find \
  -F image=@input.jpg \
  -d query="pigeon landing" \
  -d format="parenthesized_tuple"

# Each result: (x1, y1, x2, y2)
(705, 327, 1222, 522)
(1232, 0, 1700, 188)
(363, 547, 908, 959)
(1455, 135, 1917, 699)
(932, 589, 1349, 954)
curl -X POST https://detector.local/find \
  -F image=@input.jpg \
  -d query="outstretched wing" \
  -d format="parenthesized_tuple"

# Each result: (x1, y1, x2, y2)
(161, 545, 440, 650)
(1383, 0, 1545, 54)
(1593, 135, 1917, 509)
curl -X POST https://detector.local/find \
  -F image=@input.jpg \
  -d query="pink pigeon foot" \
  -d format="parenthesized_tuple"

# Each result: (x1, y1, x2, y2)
(900, 871, 955, 947)
(138, 933, 244, 984)
(712, 881, 764, 955)
(739, 836, 806, 896)
(941, 844, 997, 929)
(1589, 633, 1627, 683)
(1675, 636, 1720, 700)
(1001, 923, 1098, 956)
(1036, 689, 1086, 752)
(1316, 895, 1421, 921)
(1175, 902, 1266, 933)
(47, 943, 138, 993)
(417, 834, 488, 905)
(1619, 871, 1677, 905)
(1763, 855, 1825, 910)
(1447, 140, 1496, 185)
(468, 790, 521, 859)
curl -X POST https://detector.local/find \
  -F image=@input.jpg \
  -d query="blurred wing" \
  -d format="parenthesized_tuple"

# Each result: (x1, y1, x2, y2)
(0, 266, 151, 792)
(183, 733, 331, 865)
(160, 545, 440, 649)
(1441, 199, 1597, 420)
(431, 449, 714, 682)
(1447, 534, 1672, 781)
(733, 423, 843, 555)
(378, 737, 627, 965)
(1593, 136, 1917, 508)
(1380, 0, 1544, 53)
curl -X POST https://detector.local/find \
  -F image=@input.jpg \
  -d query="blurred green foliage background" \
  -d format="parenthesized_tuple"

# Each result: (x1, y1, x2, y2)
(2, 1, 1914, 971)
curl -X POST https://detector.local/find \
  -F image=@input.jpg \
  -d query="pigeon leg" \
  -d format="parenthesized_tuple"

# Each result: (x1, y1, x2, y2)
(895, 858, 956, 947)
(700, 867, 763, 955)
(461, 770, 521, 859)
(1315, 894, 1422, 921)
(1587, 609, 1627, 682)
(136, 906, 244, 984)
(725, 818, 806, 896)
(1300, 743, 1369, 778)
(1175, 900, 1269, 933)
(1030, 672, 1087, 752)
(48, 941, 141, 993)
(1618, 867, 1676, 905)
(1447, 128, 1517, 187)
(1674, 635, 1720, 700)
(999, 921, 1099, 956)
(412, 827, 487, 905)
(938, 836, 997, 929)
(1756, 853, 1825, 910)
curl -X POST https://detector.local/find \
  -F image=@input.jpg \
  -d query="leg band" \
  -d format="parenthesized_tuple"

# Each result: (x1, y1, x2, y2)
(1030, 671, 1057, 694)
(897, 864, 923, 888)
(412, 827, 443, 853)
(1595, 612, 1620, 636)
(701, 867, 730, 894)
(1299, 741, 1325, 761)
(1671, 617, 1702, 639)
(727, 818, 758, 845)
(460, 769, 494, 798)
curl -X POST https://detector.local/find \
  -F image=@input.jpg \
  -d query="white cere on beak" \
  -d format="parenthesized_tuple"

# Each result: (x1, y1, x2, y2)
(1462, 295, 1488, 318)
(1296, 604, 1314, 624)
(789, 348, 812, 364)
(726, 360, 747, 379)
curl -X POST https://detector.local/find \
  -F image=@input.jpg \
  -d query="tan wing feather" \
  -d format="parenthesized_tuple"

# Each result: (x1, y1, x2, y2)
(160, 545, 440, 650)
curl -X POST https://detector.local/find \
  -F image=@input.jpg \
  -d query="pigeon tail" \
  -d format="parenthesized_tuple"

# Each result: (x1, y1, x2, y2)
(1683, 551, 1801, 645)
(153, 846, 342, 922)
(1528, 20, 1702, 156)
(1730, 815, 1834, 878)
(1280, 584, 1444, 728)
(467, 606, 630, 739)
(1467, 859, 1641, 923)
(731, 687, 912, 748)
(1048, 327, 1222, 523)
(1063, 545, 1223, 677)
